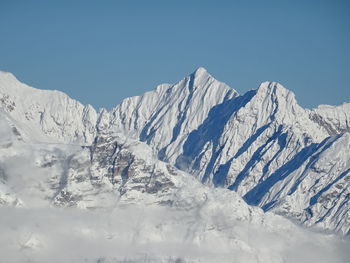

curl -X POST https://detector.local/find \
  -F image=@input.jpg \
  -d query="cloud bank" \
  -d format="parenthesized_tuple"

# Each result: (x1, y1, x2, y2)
(0, 205, 349, 263)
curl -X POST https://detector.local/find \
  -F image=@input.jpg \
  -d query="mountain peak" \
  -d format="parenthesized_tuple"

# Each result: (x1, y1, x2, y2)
(257, 81, 296, 102)
(193, 66, 208, 75)
(187, 67, 237, 95)
(190, 67, 213, 81)
(258, 81, 287, 91)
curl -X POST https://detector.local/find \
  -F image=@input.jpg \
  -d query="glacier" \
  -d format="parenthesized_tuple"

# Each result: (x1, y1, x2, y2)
(0, 68, 349, 262)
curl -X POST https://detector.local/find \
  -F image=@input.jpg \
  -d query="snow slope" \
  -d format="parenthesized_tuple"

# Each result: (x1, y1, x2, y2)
(0, 71, 97, 144)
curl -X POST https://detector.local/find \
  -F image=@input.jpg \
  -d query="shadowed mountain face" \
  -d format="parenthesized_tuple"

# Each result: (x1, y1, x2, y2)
(0, 68, 350, 235)
(105, 68, 350, 234)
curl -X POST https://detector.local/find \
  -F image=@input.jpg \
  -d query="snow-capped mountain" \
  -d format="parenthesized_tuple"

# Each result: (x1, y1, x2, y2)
(0, 68, 349, 238)
(104, 68, 350, 235)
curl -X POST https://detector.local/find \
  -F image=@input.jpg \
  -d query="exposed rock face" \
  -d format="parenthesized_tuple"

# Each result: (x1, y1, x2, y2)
(0, 68, 349, 235)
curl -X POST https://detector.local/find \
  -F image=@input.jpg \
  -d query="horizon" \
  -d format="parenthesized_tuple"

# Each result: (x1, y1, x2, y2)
(1, 1, 349, 109)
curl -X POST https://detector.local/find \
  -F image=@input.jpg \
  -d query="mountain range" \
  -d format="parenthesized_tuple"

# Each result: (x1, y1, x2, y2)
(0, 68, 349, 262)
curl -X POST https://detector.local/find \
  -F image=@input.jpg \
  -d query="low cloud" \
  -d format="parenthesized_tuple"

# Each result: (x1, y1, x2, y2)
(0, 205, 349, 263)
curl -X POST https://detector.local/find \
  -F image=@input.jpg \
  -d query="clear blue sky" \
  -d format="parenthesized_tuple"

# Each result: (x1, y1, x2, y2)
(1, 0, 349, 109)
